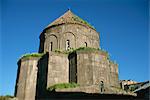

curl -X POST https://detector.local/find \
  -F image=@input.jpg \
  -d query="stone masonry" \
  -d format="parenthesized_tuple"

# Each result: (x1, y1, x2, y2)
(15, 10, 120, 100)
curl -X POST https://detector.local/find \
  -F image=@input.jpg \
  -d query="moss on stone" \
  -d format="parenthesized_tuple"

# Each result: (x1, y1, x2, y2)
(73, 15, 96, 30)
(109, 60, 118, 65)
(75, 47, 100, 52)
(47, 83, 79, 91)
(0, 95, 14, 100)
(21, 53, 45, 59)
(54, 49, 69, 54)
(69, 47, 109, 56)
(55, 47, 109, 57)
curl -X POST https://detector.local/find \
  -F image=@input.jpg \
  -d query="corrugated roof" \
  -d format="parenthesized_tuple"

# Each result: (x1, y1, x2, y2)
(46, 10, 95, 29)
(133, 81, 150, 92)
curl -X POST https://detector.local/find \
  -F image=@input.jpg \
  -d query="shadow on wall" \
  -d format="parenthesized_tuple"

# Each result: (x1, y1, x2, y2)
(68, 52, 77, 83)
(14, 60, 21, 96)
(35, 52, 49, 99)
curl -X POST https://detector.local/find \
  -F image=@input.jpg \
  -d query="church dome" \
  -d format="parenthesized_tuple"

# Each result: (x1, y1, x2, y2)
(39, 10, 100, 53)
(46, 10, 95, 30)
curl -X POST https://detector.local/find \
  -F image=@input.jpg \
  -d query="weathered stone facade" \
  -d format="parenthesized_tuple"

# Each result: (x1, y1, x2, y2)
(15, 57, 40, 100)
(68, 50, 119, 87)
(39, 24, 100, 52)
(15, 10, 120, 100)
(39, 10, 99, 53)
(47, 53, 69, 87)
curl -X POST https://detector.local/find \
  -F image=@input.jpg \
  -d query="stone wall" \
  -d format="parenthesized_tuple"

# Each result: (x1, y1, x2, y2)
(68, 52, 77, 83)
(92, 52, 110, 86)
(76, 51, 93, 85)
(76, 50, 110, 86)
(39, 23, 100, 53)
(35, 54, 49, 99)
(15, 57, 40, 100)
(15, 50, 119, 100)
(47, 52, 69, 87)
(68, 50, 120, 88)
(109, 62, 119, 87)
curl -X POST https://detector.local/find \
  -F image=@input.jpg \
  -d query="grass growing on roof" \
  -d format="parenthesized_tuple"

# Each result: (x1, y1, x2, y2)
(21, 53, 45, 59)
(73, 15, 96, 30)
(47, 82, 80, 91)
(55, 47, 109, 55)
(0, 95, 14, 100)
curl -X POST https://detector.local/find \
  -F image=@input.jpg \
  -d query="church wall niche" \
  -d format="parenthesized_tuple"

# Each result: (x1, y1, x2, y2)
(44, 34, 58, 52)
(60, 32, 76, 51)
(68, 52, 77, 83)
(36, 53, 49, 99)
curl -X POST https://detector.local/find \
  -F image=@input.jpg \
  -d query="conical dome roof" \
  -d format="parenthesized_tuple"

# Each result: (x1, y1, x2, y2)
(46, 10, 95, 30)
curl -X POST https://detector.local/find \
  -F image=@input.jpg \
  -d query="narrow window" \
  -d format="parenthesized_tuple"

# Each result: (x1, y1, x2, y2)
(66, 40, 70, 50)
(50, 42, 53, 51)
(85, 42, 87, 47)
(99, 81, 104, 93)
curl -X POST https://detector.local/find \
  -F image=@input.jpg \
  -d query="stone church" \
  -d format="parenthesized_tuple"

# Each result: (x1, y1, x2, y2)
(15, 10, 120, 100)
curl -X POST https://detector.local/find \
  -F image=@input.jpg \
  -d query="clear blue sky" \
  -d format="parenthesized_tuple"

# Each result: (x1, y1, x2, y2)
(1, 0, 149, 96)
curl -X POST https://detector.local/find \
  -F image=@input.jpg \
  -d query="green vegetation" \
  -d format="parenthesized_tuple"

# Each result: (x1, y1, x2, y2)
(55, 47, 109, 56)
(126, 85, 137, 92)
(47, 83, 79, 91)
(0, 95, 14, 100)
(75, 47, 101, 52)
(73, 15, 96, 30)
(54, 49, 69, 54)
(109, 60, 118, 65)
(129, 86, 136, 91)
(21, 53, 45, 59)
(55, 48, 76, 54)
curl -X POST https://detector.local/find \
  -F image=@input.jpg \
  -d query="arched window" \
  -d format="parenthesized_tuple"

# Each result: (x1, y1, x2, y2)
(50, 42, 53, 51)
(85, 42, 87, 47)
(99, 81, 104, 93)
(66, 40, 70, 50)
